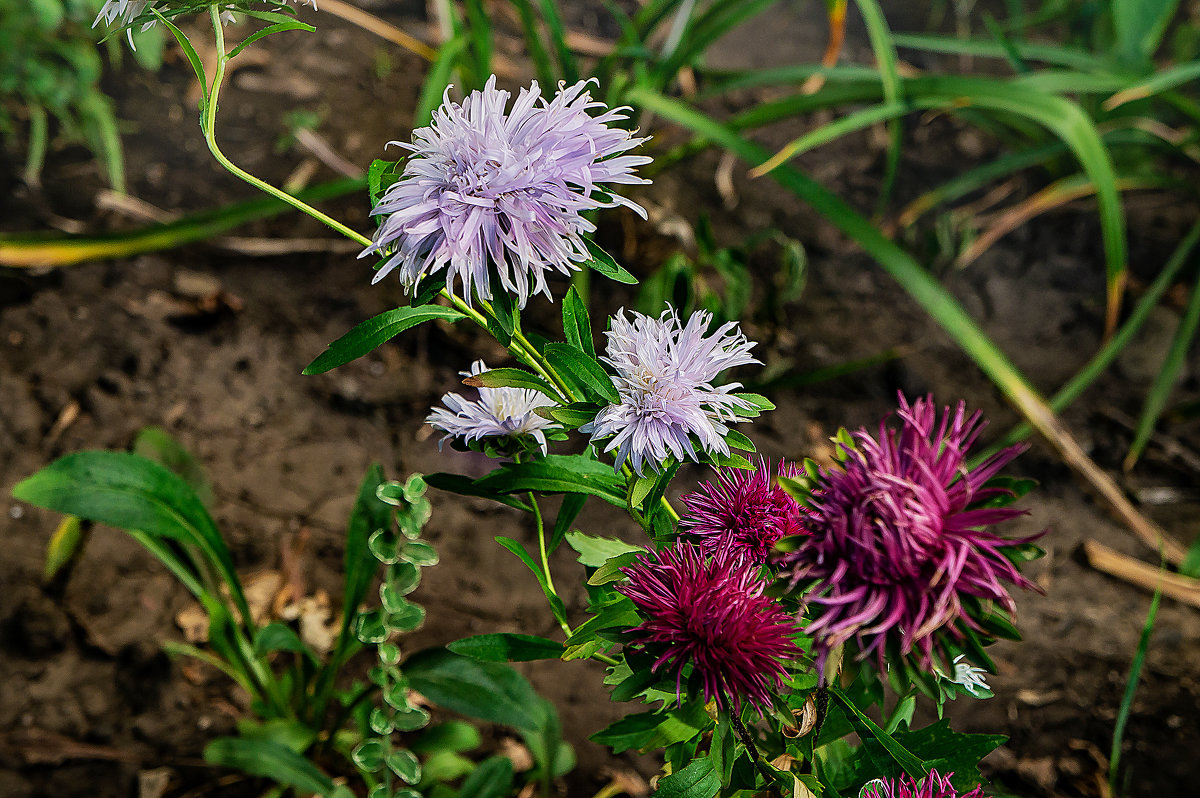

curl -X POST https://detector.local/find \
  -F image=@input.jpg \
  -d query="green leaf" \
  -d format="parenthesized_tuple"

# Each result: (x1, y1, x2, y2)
(204, 737, 335, 796)
(234, 718, 318, 754)
(368, 159, 401, 207)
(654, 757, 720, 798)
(132, 427, 213, 508)
(410, 721, 482, 755)
(386, 749, 422, 784)
(583, 239, 638, 284)
(423, 472, 532, 511)
(550, 493, 586, 553)
(495, 536, 567, 626)
(228, 20, 314, 60)
(1113, 0, 1180, 65)
(448, 633, 566, 662)
(539, 402, 603, 430)
(150, 10, 207, 102)
(522, 697, 575, 780)
(12, 451, 249, 626)
(474, 455, 626, 506)
(565, 531, 644, 567)
(403, 648, 540, 730)
(587, 551, 640, 586)
(562, 285, 596, 357)
(304, 306, 467, 375)
(543, 343, 620, 404)
(353, 739, 385, 772)
(254, 622, 317, 662)
(828, 686, 927, 781)
(466, 368, 560, 400)
(459, 755, 515, 798)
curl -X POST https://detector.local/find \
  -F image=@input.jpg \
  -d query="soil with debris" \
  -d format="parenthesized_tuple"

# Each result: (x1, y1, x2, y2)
(2, 4, 1199, 798)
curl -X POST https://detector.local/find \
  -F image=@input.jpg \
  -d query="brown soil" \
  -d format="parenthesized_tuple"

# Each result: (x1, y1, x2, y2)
(2, 5, 1199, 798)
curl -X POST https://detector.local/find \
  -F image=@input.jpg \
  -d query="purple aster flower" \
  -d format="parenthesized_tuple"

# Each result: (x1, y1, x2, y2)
(680, 458, 804, 564)
(362, 76, 650, 307)
(617, 543, 798, 715)
(861, 770, 985, 798)
(426, 360, 560, 455)
(582, 308, 759, 474)
(778, 395, 1040, 677)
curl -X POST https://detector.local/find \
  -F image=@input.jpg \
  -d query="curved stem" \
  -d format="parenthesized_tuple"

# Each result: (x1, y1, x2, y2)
(204, 9, 369, 247)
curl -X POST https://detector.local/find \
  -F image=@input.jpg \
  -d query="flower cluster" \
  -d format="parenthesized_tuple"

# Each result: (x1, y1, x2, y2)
(861, 770, 985, 798)
(363, 76, 650, 307)
(583, 308, 759, 474)
(680, 459, 804, 564)
(778, 395, 1039, 676)
(426, 360, 559, 455)
(618, 543, 797, 714)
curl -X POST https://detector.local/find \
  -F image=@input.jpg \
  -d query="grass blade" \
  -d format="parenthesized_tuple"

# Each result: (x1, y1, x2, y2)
(1109, 582, 1161, 790)
(985, 220, 1200, 454)
(1124, 267, 1200, 470)
(854, 0, 903, 214)
(625, 85, 1186, 564)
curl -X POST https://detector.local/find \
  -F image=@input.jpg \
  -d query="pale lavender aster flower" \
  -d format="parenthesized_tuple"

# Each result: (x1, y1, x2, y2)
(778, 395, 1040, 678)
(861, 770, 985, 798)
(426, 360, 559, 454)
(362, 76, 650, 307)
(583, 308, 759, 474)
(618, 543, 798, 715)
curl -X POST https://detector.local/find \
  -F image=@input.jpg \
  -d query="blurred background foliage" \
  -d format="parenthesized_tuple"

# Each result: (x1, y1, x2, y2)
(0, 0, 163, 191)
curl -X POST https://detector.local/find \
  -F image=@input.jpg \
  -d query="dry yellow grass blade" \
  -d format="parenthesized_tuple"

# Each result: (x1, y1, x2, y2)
(1084, 539, 1200, 608)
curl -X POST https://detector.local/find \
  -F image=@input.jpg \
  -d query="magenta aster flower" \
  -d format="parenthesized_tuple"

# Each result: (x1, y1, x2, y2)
(426, 360, 560, 455)
(362, 76, 650, 307)
(582, 308, 759, 474)
(861, 770, 985, 798)
(680, 459, 804, 563)
(778, 395, 1039, 677)
(617, 543, 798, 714)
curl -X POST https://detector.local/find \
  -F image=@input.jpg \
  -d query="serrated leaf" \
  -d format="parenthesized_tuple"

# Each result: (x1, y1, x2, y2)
(304, 306, 466, 375)
(587, 552, 640, 585)
(565, 532, 645, 567)
(654, 756, 720, 798)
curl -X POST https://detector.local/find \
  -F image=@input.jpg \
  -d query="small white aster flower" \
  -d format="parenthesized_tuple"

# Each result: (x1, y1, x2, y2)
(94, 1, 157, 39)
(582, 308, 759, 474)
(950, 655, 991, 697)
(427, 360, 560, 455)
(361, 76, 651, 308)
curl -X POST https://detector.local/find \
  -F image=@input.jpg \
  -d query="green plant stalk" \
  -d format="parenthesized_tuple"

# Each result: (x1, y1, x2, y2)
(1125, 262, 1200, 470)
(981, 220, 1200, 458)
(528, 493, 569, 637)
(23, 102, 47, 187)
(1110, 581, 1161, 789)
(0, 177, 367, 269)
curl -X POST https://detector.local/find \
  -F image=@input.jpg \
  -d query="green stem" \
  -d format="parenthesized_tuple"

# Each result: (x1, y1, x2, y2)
(204, 9, 368, 247)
